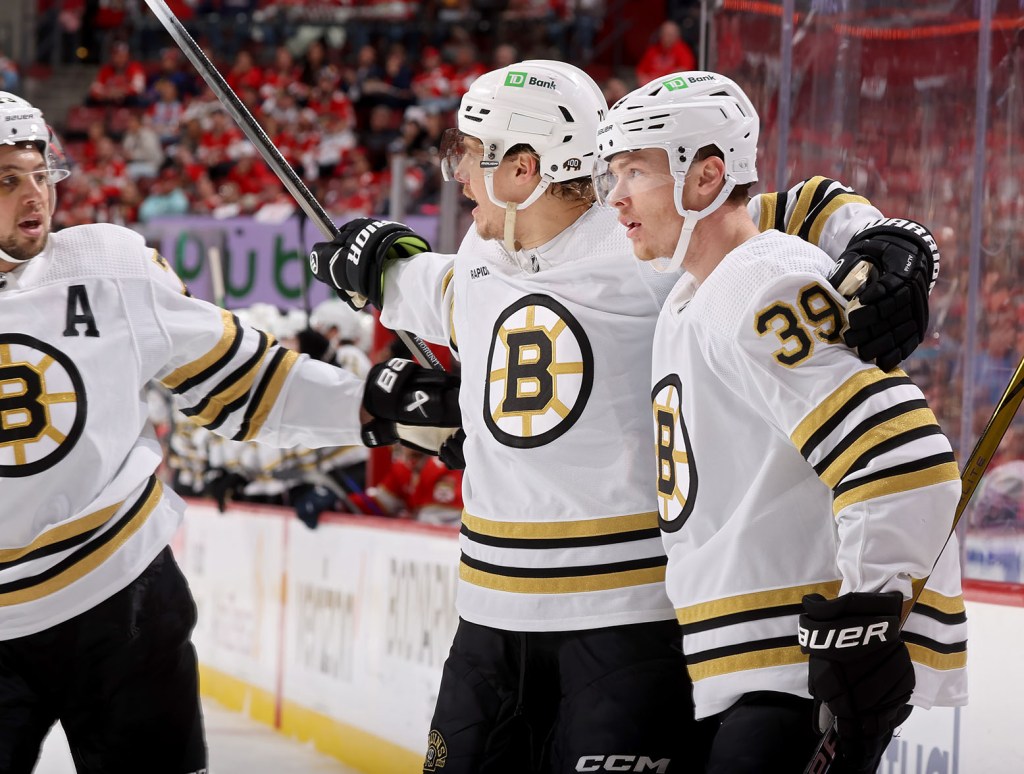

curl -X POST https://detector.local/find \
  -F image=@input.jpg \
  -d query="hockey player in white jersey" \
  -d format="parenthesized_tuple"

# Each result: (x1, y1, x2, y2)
(594, 72, 965, 773)
(0, 92, 453, 774)
(308, 62, 941, 773)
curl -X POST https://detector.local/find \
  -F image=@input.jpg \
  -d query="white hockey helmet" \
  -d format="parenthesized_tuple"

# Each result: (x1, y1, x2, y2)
(0, 92, 71, 265)
(310, 298, 363, 342)
(0, 92, 71, 184)
(440, 60, 607, 217)
(242, 302, 282, 335)
(593, 72, 759, 271)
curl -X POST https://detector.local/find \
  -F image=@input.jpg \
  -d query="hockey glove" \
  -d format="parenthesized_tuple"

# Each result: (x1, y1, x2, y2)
(799, 592, 915, 773)
(829, 218, 939, 372)
(308, 218, 430, 311)
(361, 358, 464, 468)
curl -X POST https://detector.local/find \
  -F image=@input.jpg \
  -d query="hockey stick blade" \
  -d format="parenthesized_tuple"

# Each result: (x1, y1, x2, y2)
(141, 0, 443, 372)
(804, 350, 1024, 773)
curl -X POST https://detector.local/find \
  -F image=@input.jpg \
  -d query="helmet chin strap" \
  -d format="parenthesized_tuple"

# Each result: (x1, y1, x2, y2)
(651, 176, 737, 274)
(484, 174, 551, 252)
(0, 246, 32, 265)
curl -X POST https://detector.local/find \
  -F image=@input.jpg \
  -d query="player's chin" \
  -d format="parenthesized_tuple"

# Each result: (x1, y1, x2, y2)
(629, 241, 659, 262)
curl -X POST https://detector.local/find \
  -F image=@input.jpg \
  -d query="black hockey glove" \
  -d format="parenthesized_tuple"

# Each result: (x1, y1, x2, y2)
(203, 467, 248, 514)
(829, 218, 939, 372)
(361, 358, 465, 468)
(308, 218, 430, 311)
(799, 592, 915, 773)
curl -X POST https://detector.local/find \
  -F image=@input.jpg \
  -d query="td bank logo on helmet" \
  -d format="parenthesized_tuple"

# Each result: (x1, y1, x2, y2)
(662, 73, 717, 91)
(505, 71, 556, 90)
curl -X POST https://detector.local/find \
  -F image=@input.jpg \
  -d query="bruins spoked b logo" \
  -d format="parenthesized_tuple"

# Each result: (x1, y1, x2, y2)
(484, 295, 594, 448)
(0, 334, 86, 476)
(424, 729, 448, 771)
(651, 374, 697, 532)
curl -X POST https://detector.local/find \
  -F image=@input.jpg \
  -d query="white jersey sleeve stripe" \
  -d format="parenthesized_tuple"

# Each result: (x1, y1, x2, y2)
(676, 580, 842, 628)
(805, 187, 871, 246)
(234, 348, 299, 442)
(791, 367, 909, 454)
(180, 329, 274, 428)
(816, 405, 939, 487)
(160, 309, 240, 391)
(687, 641, 806, 683)
(905, 641, 967, 671)
(832, 460, 961, 516)
(917, 589, 967, 617)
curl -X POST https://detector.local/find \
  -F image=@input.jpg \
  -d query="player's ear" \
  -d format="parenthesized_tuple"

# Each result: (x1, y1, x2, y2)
(512, 149, 539, 183)
(696, 156, 726, 190)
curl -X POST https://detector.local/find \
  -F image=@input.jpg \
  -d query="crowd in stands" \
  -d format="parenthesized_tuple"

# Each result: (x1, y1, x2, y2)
(41, 1, 700, 229)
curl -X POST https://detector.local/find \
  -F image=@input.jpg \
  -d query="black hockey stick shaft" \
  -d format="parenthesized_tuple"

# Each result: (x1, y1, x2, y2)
(141, 0, 443, 372)
(804, 351, 1024, 773)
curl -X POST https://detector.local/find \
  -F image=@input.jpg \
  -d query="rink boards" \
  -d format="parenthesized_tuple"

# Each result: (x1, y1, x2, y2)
(174, 501, 1024, 774)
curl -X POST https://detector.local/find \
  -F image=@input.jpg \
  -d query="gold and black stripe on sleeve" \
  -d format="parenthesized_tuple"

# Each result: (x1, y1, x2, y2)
(180, 330, 275, 430)
(442, 267, 459, 355)
(232, 347, 300, 442)
(0, 477, 163, 607)
(790, 178, 870, 246)
(677, 580, 842, 634)
(459, 510, 664, 593)
(680, 582, 843, 683)
(161, 310, 243, 394)
(904, 589, 968, 670)
(685, 635, 807, 683)
(791, 368, 960, 516)
(756, 189, 787, 234)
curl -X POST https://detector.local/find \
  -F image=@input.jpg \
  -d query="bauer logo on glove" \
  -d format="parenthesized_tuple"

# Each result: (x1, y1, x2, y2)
(308, 217, 431, 311)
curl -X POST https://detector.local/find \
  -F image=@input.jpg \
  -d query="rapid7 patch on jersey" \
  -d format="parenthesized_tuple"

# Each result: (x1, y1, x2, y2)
(753, 282, 845, 368)
(484, 294, 593, 448)
(651, 374, 697, 532)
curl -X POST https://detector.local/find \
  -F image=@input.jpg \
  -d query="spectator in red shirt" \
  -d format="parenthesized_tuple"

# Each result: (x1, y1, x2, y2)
(226, 49, 264, 94)
(635, 19, 696, 85)
(306, 66, 355, 125)
(449, 42, 486, 97)
(411, 46, 455, 110)
(260, 45, 302, 101)
(196, 109, 245, 177)
(87, 41, 147, 106)
(224, 146, 283, 210)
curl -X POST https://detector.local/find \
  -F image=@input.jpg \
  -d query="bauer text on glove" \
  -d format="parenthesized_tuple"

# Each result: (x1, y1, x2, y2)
(308, 218, 430, 311)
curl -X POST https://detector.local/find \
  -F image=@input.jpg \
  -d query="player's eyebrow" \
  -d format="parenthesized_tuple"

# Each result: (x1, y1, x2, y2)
(0, 164, 47, 174)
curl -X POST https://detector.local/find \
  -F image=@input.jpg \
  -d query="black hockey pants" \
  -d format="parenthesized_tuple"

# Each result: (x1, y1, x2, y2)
(0, 546, 207, 774)
(703, 691, 895, 773)
(423, 617, 715, 773)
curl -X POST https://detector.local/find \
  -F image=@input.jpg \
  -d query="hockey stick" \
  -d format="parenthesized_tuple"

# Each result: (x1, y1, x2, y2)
(804, 350, 1024, 773)
(140, 0, 443, 372)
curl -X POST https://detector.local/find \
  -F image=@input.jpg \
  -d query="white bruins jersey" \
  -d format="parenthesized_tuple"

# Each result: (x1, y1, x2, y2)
(0, 223, 364, 639)
(652, 229, 966, 718)
(380, 178, 888, 632)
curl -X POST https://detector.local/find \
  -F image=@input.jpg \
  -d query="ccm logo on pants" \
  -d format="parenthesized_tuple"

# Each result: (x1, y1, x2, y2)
(576, 756, 670, 773)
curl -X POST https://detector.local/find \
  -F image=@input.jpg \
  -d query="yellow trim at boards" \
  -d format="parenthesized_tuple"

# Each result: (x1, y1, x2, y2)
(199, 664, 423, 773)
